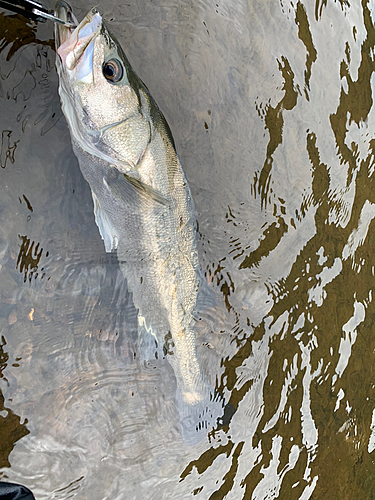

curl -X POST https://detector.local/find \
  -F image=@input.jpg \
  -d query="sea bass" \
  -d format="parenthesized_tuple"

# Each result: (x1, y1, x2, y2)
(54, 1, 224, 442)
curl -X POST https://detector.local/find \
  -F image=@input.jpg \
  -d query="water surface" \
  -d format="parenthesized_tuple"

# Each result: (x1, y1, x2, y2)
(1, 0, 375, 498)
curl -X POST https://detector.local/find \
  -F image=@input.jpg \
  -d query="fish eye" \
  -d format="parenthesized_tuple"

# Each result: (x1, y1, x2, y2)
(102, 59, 123, 83)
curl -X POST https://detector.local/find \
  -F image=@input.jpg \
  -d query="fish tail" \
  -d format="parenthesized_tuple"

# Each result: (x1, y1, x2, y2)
(175, 388, 228, 445)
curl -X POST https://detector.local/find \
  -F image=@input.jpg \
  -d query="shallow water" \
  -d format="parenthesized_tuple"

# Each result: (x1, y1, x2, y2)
(1, 0, 375, 498)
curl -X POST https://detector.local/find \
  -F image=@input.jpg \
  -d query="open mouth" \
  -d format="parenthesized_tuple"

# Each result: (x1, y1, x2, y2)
(54, 1, 79, 48)
(54, 2, 102, 72)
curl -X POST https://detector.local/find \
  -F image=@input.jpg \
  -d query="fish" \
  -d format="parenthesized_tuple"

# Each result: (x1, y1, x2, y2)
(54, 1, 226, 443)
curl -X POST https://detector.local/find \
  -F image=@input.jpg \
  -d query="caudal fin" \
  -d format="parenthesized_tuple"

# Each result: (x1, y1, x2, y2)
(176, 389, 234, 445)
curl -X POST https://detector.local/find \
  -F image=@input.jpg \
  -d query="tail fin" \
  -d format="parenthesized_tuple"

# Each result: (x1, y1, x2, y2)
(175, 389, 229, 445)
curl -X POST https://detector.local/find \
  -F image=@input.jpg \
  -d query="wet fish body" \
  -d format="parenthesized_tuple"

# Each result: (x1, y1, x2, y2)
(54, 2, 223, 441)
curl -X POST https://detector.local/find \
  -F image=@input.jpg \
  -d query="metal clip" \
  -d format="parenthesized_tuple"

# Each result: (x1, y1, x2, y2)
(0, 0, 76, 26)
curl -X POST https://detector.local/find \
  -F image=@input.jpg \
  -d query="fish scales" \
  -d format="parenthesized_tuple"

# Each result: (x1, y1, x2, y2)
(54, 1, 225, 442)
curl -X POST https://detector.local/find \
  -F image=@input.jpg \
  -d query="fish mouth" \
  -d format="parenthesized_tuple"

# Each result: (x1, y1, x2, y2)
(54, 1, 78, 48)
(55, 1, 102, 72)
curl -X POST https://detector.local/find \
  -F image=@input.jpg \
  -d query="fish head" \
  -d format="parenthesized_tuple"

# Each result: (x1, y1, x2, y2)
(54, 2, 142, 155)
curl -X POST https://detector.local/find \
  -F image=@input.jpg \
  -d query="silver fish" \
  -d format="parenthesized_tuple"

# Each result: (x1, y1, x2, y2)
(54, 1, 225, 442)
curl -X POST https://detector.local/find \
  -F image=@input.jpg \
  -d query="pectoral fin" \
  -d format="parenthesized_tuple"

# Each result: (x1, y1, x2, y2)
(103, 168, 169, 210)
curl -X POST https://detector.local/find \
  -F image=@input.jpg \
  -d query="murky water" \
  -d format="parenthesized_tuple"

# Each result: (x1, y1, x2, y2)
(0, 0, 375, 497)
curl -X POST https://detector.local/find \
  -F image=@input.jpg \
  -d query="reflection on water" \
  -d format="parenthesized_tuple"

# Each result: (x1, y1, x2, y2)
(1, 0, 375, 498)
